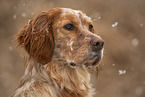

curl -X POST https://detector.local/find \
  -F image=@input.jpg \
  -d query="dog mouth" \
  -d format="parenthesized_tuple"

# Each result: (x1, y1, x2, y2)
(84, 49, 104, 67)
(69, 56, 101, 67)
(69, 50, 103, 67)
(82, 53, 101, 67)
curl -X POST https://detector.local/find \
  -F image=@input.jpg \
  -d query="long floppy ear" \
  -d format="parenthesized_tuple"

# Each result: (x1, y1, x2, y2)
(16, 8, 61, 64)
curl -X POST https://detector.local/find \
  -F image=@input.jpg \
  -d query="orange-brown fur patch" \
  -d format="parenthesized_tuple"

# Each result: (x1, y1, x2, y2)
(17, 8, 61, 64)
(13, 8, 104, 97)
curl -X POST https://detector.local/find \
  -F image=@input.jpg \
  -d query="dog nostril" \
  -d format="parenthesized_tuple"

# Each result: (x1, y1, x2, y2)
(90, 38, 104, 50)
(102, 42, 104, 47)
(94, 42, 100, 46)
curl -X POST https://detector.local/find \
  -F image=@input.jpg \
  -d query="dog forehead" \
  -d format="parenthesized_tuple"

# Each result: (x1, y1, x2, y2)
(61, 8, 92, 22)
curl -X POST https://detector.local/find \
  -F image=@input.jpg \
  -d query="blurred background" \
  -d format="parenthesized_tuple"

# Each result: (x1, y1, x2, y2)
(0, 0, 145, 97)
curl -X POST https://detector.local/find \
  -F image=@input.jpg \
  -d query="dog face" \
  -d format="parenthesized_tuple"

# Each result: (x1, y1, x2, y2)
(17, 8, 104, 67)
(53, 8, 104, 67)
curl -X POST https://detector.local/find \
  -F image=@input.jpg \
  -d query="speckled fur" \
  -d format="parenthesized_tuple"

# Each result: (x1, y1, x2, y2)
(13, 8, 103, 97)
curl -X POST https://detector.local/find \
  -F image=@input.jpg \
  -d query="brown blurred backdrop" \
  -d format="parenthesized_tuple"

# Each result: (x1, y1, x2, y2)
(0, 0, 145, 97)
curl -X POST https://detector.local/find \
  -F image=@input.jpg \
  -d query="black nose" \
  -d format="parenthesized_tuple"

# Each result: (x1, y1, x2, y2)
(90, 38, 104, 51)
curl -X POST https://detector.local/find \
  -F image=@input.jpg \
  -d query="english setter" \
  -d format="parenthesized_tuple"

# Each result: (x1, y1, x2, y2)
(13, 8, 104, 97)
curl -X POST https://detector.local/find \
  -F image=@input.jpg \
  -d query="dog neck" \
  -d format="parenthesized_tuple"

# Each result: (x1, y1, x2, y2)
(18, 60, 94, 97)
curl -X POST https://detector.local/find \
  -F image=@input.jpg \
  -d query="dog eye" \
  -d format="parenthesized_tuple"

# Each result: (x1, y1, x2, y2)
(89, 25, 93, 32)
(64, 24, 74, 30)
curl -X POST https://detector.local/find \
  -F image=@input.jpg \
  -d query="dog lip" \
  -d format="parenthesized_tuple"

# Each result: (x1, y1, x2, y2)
(92, 51, 102, 66)
(92, 56, 100, 66)
(84, 52, 102, 66)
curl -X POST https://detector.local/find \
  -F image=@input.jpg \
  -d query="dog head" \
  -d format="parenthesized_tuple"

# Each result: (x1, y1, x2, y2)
(17, 8, 104, 67)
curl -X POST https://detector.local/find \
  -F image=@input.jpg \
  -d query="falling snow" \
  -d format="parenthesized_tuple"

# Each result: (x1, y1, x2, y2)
(46, 28, 49, 34)
(57, 29, 60, 32)
(140, 24, 143, 27)
(13, 14, 17, 19)
(91, 11, 101, 20)
(23, 3, 26, 7)
(98, 16, 101, 19)
(1, 1, 145, 97)
(67, 41, 74, 51)
(118, 70, 126, 75)
(112, 22, 118, 27)
(135, 87, 143, 96)
(21, 12, 26, 17)
(112, 64, 115, 66)
(27, 20, 31, 24)
(131, 38, 139, 47)
(9, 46, 13, 51)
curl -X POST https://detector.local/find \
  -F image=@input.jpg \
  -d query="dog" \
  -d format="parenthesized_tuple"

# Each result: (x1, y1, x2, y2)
(13, 8, 104, 97)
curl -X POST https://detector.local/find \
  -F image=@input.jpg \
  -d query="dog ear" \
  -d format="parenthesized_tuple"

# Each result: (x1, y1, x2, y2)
(16, 8, 61, 64)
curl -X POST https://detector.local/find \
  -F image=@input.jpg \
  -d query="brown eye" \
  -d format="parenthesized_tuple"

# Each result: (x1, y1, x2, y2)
(89, 25, 93, 32)
(64, 24, 74, 30)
